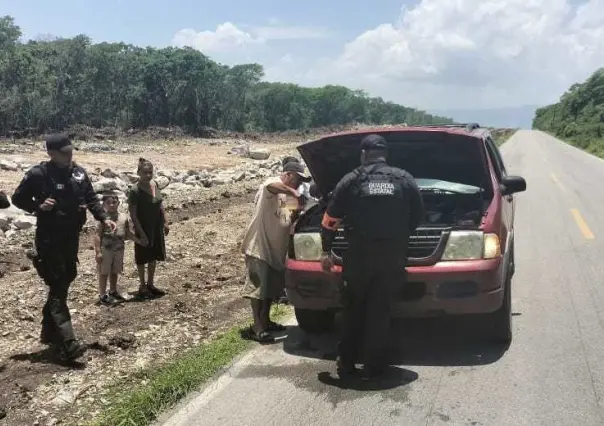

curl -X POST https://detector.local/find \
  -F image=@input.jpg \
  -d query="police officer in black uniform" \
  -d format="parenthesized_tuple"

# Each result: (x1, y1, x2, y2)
(12, 134, 116, 361)
(320, 133, 424, 380)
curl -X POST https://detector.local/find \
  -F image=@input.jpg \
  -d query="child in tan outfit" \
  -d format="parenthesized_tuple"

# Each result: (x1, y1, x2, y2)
(94, 193, 141, 305)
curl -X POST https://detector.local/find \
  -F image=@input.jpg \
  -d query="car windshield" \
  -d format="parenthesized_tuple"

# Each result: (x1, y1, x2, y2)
(415, 178, 483, 194)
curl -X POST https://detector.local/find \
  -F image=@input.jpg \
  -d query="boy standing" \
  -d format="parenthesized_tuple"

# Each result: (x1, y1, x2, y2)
(95, 192, 141, 305)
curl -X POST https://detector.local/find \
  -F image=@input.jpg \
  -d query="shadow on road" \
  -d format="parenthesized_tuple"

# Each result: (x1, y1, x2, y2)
(237, 352, 418, 403)
(283, 316, 510, 367)
(317, 366, 419, 391)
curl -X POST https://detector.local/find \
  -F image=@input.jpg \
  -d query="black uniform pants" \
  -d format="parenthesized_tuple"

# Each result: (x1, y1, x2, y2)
(34, 230, 79, 344)
(338, 242, 407, 370)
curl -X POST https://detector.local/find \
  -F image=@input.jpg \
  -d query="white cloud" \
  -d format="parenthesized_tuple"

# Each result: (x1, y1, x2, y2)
(269, 0, 604, 109)
(172, 23, 263, 53)
(251, 25, 330, 41)
(173, 1, 604, 110)
(172, 22, 330, 54)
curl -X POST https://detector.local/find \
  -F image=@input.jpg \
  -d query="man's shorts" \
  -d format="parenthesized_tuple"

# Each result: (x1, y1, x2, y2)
(98, 248, 125, 275)
(241, 256, 285, 300)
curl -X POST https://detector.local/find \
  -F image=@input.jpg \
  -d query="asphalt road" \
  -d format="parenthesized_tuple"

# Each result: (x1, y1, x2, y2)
(158, 130, 604, 426)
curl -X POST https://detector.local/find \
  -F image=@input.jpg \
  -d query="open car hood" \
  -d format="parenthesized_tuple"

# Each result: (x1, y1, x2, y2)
(297, 128, 489, 198)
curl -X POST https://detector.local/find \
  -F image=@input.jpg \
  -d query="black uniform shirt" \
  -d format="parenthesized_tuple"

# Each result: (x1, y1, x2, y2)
(12, 161, 106, 229)
(320, 159, 424, 253)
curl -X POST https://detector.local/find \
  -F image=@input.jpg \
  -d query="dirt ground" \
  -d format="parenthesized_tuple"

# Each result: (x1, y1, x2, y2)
(0, 136, 298, 191)
(0, 134, 303, 426)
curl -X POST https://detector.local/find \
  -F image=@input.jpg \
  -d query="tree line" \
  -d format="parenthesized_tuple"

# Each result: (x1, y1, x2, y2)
(533, 68, 604, 156)
(0, 16, 453, 137)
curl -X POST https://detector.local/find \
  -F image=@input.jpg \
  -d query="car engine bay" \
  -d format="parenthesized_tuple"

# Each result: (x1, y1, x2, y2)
(296, 187, 489, 231)
(420, 189, 488, 227)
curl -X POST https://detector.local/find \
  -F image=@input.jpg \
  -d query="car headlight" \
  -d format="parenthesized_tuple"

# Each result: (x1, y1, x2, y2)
(441, 231, 501, 261)
(293, 232, 323, 261)
(483, 233, 501, 259)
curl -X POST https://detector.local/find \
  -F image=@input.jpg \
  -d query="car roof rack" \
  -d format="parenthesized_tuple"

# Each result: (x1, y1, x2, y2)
(412, 123, 480, 131)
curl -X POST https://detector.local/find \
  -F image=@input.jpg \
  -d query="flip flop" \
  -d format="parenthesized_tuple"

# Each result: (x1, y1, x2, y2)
(241, 326, 275, 343)
(267, 321, 286, 332)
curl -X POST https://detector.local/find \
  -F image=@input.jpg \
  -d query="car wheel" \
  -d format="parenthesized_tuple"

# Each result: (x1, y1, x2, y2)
(294, 308, 335, 334)
(485, 271, 512, 344)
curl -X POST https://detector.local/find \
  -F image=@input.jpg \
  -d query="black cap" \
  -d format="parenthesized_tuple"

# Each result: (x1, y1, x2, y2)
(283, 161, 311, 182)
(44, 133, 78, 153)
(360, 134, 388, 151)
(281, 156, 300, 167)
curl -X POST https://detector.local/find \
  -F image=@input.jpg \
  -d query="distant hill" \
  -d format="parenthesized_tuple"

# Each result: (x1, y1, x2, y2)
(532, 68, 604, 156)
(430, 106, 539, 129)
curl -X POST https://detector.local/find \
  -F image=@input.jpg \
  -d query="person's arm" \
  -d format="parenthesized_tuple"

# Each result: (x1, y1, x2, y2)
(266, 180, 299, 198)
(129, 204, 146, 236)
(124, 216, 143, 245)
(11, 168, 46, 214)
(320, 172, 354, 254)
(406, 174, 425, 232)
(94, 222, 103, 264)
(0, 191, 9, 209)
(160, 202, 170, 235)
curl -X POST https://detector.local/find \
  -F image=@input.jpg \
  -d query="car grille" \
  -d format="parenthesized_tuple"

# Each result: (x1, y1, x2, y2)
(409, 228, 444, 258)
(331, 227, 444, 259)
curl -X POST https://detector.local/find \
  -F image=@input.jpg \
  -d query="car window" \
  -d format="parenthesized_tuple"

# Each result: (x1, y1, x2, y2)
(488, 137, 508, 176)
(485, 137, 504, 181)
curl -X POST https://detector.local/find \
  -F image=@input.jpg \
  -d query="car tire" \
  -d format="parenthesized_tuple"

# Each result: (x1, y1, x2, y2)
(294, 308, 335, 334)
(485, 268, 512, 344)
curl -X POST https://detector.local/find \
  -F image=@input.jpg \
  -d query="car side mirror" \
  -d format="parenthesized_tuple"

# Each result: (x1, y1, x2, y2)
(501, 176, 526, 195)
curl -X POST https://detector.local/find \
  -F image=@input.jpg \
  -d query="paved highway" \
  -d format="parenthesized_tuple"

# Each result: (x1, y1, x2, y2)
(158, 130, 604, 426)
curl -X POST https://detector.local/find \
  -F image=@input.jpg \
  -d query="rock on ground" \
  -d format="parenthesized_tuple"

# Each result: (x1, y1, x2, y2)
(248, 148, 271, 160)
(12, 215, 36, 230)
(0, 160, 19, 171)
(155, 176, 170, 189)
(0, 154, 293, 241)
(92, 177, 129, 193)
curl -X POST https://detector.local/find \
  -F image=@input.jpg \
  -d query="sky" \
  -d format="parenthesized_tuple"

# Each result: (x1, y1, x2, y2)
(3, 0, 604, 117)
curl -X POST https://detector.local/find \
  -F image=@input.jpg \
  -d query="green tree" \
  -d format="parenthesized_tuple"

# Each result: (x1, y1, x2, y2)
(0, 15, 454, 137)
(533, 68, 604, 156)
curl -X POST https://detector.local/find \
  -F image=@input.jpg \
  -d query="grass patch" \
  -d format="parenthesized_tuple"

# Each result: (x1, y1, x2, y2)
(565, 137, 604, 158)
(490, 128, 517, 147)
(87, 304, 291, 426)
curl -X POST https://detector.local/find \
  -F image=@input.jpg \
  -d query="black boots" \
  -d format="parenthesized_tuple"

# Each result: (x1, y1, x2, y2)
(47, 339, 87, 361)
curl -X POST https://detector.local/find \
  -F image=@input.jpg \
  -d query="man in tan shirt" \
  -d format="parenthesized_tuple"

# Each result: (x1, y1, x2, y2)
(240, 161, 311, 342)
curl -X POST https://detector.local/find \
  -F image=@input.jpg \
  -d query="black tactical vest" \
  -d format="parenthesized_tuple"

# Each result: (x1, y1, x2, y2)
(347, 163, 410, 242)
(40, 163, 88, 231)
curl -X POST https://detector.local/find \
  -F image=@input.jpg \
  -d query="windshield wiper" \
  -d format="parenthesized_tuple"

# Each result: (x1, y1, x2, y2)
(420, 187, 483, 195)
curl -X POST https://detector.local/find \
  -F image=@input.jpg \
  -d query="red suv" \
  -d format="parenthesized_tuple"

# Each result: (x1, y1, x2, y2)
(285, 124, 526, 343)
